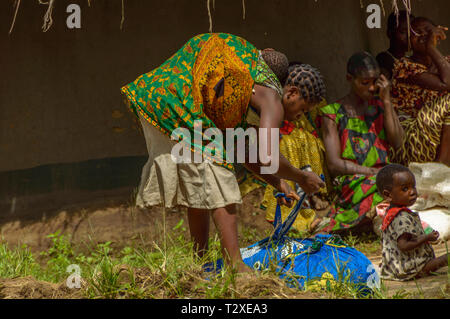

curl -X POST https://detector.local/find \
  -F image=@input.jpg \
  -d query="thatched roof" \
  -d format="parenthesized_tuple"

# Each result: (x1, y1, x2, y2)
(7, 0, 413, 35)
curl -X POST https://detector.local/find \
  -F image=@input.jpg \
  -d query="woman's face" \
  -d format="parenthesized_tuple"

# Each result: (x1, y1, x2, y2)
(411, 21, 434, 53)
(391, 19, 410, 51)
(348, 69, 380, 101)
(282, 86, 316, 121)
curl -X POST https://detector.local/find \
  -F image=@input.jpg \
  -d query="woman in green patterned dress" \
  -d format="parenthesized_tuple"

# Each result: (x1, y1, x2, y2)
(121, 33, 326, 272)
(319, 52, 404, 233)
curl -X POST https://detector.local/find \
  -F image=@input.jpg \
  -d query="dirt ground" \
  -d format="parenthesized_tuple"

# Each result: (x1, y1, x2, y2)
(0, 188, 448, 299)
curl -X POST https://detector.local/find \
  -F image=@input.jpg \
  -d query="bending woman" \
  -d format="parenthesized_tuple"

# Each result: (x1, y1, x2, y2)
(390, 17, 450, 166)
(239, 62, 331, 233)
(319, 52, 404, 233)
(121, 33, 325, 272)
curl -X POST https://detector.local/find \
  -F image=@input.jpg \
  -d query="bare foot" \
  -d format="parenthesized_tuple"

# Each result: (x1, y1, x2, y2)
(310, 217, 323, 231)
(310, 195, 329, 211)
(228, 261, 253, 274)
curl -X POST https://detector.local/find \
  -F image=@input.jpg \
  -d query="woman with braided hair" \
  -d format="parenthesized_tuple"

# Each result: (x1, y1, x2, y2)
(239, 62, 331, 233)
(121, 33, 325, 272)
(318, 52, 404, 233)
(261, 63, 332, 233)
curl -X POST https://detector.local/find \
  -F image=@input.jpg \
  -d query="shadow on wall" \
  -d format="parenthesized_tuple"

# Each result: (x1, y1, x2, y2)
(0, 0, 449, 224)
(0, 156, 146, 226)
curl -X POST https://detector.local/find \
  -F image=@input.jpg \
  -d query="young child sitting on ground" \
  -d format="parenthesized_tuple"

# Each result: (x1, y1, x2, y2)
(376, 164, 448, 281)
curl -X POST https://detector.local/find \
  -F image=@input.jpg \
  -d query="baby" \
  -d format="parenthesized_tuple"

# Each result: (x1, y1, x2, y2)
(376, 163, 448, 281)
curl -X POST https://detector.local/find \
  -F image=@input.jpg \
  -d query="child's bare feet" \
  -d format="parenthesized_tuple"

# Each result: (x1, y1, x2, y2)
(416, 254, 449, 278)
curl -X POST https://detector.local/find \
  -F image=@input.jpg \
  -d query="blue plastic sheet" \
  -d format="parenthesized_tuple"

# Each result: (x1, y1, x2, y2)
(204, 178, 380, 293)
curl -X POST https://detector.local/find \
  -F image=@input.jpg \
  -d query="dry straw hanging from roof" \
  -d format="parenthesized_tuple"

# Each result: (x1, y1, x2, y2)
(7, 0, 412, 35)
(8, 0, 125, 34)
(206, 0, 246, 33)
(207, 0, 410, 34)
(39, 0, 56, 32)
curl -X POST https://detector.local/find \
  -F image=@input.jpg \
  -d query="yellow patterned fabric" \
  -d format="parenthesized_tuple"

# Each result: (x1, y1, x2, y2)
(391, 57, 450, 165)
(192, 35, 255, 130)
(263, 112, 330, 233)
(390, 94, 450, 165)
(238, 101, 331, 232)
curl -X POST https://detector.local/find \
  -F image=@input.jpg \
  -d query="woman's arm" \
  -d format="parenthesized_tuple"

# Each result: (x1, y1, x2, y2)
(244, 161, 298, 207)
(250, 85, 284, 164)
(408, 27, 450, 91)
(376, 75, 404, 150)
(250, 84, 325, 194)
(321, 116, 378, 178)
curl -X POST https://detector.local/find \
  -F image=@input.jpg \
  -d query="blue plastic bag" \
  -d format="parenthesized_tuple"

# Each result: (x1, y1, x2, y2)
(204, 178, 380, 293)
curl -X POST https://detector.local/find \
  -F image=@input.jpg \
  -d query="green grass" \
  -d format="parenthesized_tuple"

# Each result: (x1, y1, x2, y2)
(0, 242, 39, 278)
(341, 231, 381, 256)
(0, 228, 446, 299)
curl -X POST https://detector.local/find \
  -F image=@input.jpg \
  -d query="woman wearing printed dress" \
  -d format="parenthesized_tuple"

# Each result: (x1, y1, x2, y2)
(318, 52, 404, 233)
(121, 33, 326, 272)
(390, 17, 450, 166)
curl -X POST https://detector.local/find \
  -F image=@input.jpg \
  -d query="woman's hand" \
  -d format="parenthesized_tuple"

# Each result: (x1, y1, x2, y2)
(276, 180, 300, 208)
(298, 171, 325, 195)
(426, 26, 447, 50)
(376, 74, 391, 103)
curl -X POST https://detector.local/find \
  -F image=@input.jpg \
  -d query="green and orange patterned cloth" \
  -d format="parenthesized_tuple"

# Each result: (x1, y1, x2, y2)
(319, 100, 389, 232)
(121, 33, 282, 171)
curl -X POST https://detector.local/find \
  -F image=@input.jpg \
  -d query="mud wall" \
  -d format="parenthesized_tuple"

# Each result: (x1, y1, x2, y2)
(0, 0, 449, 207)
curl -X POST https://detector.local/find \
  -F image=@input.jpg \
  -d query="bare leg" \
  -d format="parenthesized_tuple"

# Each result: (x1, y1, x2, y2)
(187, 208, 210, 259)
(417, 254, 449, 277)
(437, 125, 450, 166)
(211, 204, 251, 273)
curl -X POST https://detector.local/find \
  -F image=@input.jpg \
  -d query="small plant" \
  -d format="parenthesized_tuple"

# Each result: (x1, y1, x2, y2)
(87, 257, 122, 299)
(240, 225, 260, 245)
(40, 231, 81, 282)
(0, 242, 39, 278)
(343, 232, 359, 248)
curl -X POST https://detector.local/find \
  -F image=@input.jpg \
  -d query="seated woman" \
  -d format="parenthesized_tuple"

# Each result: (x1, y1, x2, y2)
(319, 52, 404, 233)
(390, 17, 450, 166)
(376, 10, 415, 79)
(239, 61, 331, 233)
